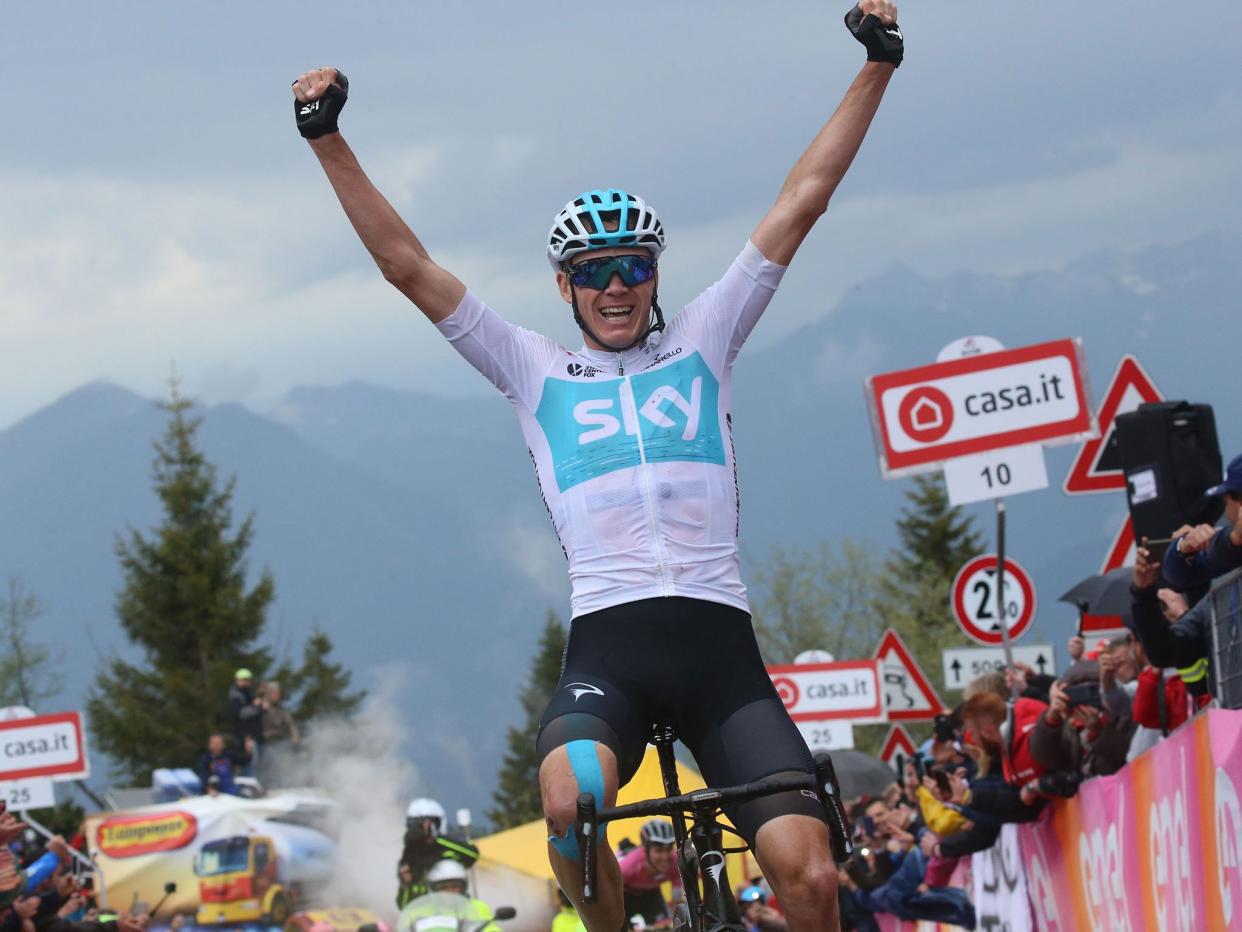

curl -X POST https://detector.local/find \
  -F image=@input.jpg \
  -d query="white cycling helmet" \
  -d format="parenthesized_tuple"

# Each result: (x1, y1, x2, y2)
(547, 189, 666, 270)
(640, 818, 676, 846)
(426, 859, 470, 889)
(406, 797, 447, 826)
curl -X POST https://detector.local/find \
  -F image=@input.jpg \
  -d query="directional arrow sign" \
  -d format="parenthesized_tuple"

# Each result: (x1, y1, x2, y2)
(942, 645, 1056, 691)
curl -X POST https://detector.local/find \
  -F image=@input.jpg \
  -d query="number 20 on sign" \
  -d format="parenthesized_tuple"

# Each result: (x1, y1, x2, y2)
(950, 554, 1037, 645)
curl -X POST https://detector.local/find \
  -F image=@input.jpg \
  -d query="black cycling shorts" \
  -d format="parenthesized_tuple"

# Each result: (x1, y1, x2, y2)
(535, 596, 826, 844)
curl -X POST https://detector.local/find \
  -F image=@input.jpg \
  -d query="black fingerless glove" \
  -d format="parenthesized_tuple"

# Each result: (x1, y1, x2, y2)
(844, 6, 903, 67)
(294, 71, 349, 139)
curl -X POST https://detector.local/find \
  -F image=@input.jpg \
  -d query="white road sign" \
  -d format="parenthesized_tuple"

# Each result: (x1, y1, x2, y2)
(942, 645, 1056, 690)
(0, 778, 55, 811)
(796, 720, 856, 752)
(944, 443, 1049, 506)
(767, 660, 883, 722)
(865, 339, 1093, 476)
(0, 712, 89, 782)
(951, 555, 1037, 646)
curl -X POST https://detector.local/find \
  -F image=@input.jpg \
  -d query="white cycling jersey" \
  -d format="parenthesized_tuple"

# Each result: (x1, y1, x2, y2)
(436, 241, 785, 618)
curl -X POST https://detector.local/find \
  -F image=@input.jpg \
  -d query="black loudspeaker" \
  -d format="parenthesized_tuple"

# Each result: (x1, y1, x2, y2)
(1115, 401, 1223, 560)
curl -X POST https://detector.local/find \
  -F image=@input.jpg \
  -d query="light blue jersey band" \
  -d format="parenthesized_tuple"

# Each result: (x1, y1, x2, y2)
(548, 740, 606, 862)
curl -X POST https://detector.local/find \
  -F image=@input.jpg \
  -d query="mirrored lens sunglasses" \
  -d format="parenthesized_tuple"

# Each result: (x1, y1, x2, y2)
(566, 254, 657, 290)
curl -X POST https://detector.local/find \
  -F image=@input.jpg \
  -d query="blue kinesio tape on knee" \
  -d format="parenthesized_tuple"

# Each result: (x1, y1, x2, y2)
(548, 740, 606, 862)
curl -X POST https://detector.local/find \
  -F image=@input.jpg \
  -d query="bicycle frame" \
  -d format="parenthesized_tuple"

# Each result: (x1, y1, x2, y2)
(576, 730, 852, 932)
(652, 725, 742, 932)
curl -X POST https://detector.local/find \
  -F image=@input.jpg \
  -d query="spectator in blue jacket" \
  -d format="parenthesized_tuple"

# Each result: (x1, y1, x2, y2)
(1162, 453, 1242, 591)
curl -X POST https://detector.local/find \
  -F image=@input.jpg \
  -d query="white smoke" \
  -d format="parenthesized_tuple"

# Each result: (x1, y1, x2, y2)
(266, 671, 422, 919)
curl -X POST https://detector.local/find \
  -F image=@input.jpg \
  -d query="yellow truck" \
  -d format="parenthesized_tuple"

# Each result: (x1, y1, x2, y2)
(194, 826, 334, 925)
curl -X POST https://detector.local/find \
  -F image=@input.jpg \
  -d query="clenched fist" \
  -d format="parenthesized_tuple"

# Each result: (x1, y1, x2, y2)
(845, 2, 903, 67)
(292, 67, 349, 139)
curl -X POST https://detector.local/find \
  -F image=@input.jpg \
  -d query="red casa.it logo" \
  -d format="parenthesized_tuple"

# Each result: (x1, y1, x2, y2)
(772, 677, 799, 710)
(897, 386, 954, 443)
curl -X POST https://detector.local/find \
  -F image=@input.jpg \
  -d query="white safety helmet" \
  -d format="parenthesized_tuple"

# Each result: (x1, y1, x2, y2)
(640, 818, 676, 846)
(406, 797, 447, 827)
(547, 189, 666, 270)
(426, 859, 470, 890)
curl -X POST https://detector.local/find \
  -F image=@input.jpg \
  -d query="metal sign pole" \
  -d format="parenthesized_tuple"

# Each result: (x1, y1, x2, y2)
(996, 499, 1018, 697)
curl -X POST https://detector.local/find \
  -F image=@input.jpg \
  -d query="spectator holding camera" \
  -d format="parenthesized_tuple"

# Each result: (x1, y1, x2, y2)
(1031, 660, 1134, 779)
(1161, 452, 1242, 591)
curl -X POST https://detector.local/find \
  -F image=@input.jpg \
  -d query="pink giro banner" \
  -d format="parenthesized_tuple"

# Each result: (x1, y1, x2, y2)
(1019, 708, 1242, 931)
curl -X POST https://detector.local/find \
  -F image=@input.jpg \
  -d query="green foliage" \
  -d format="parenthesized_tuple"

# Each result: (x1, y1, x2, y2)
(272, 628, 366, 728)
(488, 611, 566, 830)
(88, 385, 362, 783)
(878, 473, 985, 695)
(750, 539, 884, 664)
(0, 578, 62, 710)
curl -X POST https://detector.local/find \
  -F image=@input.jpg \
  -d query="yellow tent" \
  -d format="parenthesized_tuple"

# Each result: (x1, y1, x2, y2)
(476, 745, 759, 888)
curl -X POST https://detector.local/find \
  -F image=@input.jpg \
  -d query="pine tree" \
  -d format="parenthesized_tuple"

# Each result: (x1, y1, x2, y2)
(488, 611, 566, 829)
(88, 386, 276, 780)
(274, 628, 367, 728)
(879, 473, 985, 695)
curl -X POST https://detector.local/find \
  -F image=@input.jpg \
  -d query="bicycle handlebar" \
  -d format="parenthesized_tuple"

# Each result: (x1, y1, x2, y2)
(592, 771, 818, 824)
(576, 752, 853, 905)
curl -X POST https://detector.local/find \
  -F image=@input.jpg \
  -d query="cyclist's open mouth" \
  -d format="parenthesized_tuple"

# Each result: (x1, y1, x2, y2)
(599, 305, 634, 320)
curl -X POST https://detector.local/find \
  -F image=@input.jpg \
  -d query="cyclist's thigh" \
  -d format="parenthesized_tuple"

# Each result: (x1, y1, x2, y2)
(673, 606, 825, 843)
(536, 613, 653, 792)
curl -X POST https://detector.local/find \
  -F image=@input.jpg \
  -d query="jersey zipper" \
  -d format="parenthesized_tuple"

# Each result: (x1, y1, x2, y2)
(619, 359, 672, 596)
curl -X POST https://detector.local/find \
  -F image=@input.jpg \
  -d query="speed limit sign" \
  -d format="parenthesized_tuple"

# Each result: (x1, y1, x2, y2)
(951, 555, 1036, 645)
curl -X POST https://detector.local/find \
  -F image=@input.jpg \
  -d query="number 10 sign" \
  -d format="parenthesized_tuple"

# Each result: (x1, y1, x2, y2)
(950, 554, 1036, 645)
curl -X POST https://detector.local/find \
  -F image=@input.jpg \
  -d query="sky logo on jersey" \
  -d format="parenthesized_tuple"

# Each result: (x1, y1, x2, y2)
(536, 351, 725, 491)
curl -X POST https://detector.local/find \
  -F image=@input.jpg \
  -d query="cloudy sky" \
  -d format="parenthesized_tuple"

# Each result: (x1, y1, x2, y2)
(5, 1, 1240, 429)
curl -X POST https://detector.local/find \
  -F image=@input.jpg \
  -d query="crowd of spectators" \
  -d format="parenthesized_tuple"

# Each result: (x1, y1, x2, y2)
(0, 806, 146, 932)
(829, 451, 1242, 929)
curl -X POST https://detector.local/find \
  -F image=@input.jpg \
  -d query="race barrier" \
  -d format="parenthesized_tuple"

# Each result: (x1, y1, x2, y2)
(1019, 708, 1242, 931)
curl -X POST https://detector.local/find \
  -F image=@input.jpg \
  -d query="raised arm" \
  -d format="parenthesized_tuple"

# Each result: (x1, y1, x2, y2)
(293, 68, 466, 323)
(751, 2, 901, 266)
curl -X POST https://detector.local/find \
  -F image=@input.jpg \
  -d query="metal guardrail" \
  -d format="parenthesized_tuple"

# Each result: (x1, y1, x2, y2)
(1211, 567, 1242, 710)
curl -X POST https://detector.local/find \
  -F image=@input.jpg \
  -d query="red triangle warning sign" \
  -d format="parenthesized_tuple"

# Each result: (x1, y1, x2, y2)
(879, 723, 918, 771)
(872, 629, 946, 722)
(1064, 355, 1163, 494)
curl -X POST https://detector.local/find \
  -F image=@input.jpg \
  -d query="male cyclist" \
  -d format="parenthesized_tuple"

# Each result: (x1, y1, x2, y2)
(619, 820, 682, 926)
(293, 5, 901, 930)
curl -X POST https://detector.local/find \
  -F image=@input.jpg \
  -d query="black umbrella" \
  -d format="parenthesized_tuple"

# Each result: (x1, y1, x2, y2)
(1058, 567, 1134, 619)
(827, 749, 900, 798)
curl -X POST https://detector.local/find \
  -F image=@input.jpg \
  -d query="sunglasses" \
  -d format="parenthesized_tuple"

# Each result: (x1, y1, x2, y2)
(565, 254, 657, 290)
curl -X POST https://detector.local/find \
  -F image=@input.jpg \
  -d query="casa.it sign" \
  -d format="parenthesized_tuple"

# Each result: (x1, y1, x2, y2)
(864, 338, 1094, 477)
(96, 810, 198, 859)
(0, 712, 89, 782)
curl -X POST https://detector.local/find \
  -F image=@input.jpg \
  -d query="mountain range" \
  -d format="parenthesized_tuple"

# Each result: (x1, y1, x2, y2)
(2, 229, 1238, 815)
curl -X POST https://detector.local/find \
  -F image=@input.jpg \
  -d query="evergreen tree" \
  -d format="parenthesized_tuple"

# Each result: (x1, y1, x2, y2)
(273, 628, 367, 728)
(889, 473, 984, 580)
(879, 473, 985, 695)
(0, 578, 62, 710)
(88, 386, 275, 780)
(488, 611, 566, 829)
